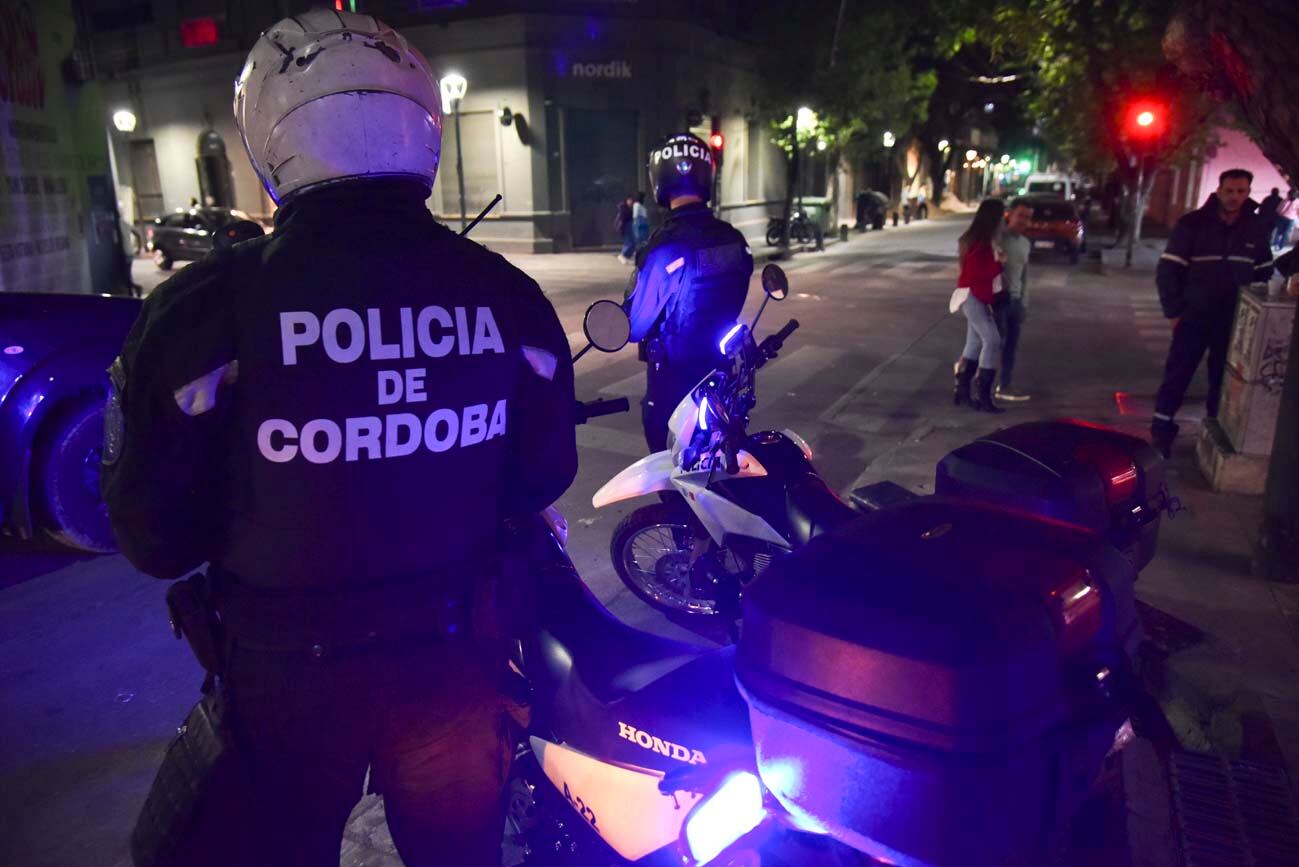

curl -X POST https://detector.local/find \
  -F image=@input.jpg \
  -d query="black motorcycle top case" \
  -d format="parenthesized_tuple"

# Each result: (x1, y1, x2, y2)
(735, 498, 1139, 867)
(935, 419, 1165, 571)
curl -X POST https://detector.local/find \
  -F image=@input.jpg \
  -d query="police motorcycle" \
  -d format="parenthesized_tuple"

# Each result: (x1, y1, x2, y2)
(595, 264, 1175, 624)
(595, 265, 859, 619)
(504, 298, 871, 867)
(504, 295, 1176, 867)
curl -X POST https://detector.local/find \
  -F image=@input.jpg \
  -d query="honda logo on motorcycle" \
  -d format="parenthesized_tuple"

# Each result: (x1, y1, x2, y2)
(618, 722, 707, 765)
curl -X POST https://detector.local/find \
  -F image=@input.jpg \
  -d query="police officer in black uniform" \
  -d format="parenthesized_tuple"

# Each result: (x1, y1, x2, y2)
(102, 12, 576, 867)
(627, 133, 753, 452)
(1152, 168, 1274, 457)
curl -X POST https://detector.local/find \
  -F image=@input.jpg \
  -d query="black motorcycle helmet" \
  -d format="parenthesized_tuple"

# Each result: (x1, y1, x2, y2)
(648, 133, 715, 208)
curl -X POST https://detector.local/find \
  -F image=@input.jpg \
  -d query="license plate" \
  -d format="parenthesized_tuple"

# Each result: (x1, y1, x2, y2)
(1033, 240, 1055, 250)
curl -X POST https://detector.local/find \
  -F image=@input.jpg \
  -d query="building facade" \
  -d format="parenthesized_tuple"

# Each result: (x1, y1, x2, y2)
(90, 0, 819, 253)
(1, 0, 121, 294)
(1147, 124, 1291, 229)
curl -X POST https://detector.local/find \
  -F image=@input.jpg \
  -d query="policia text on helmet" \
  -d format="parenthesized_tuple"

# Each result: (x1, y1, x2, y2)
(108, 11, 577, 867)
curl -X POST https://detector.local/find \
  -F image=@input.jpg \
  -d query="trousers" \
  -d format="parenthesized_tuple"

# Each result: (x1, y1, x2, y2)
(995, 297, 1026, 388)
(225, 636, 511, 867)
(642, 360, 708, 453)
(961, 295, 1002, 369)
(1154, 309, 1235, 421)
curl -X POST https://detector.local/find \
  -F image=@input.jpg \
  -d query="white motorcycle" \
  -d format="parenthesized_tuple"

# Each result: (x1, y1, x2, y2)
(594, 265, 867, 619)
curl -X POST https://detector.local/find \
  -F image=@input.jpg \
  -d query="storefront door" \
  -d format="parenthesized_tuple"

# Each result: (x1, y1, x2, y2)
(565, 109, 638, 249)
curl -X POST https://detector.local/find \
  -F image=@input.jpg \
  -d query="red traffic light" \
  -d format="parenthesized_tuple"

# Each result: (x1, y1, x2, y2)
(709, 132, 724, 151)
(1123, 101, 1166, 142)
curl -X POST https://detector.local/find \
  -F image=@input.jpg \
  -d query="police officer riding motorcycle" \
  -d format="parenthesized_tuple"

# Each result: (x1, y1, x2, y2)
(103, 11, 576, 867)
(627, 133, 754, 452)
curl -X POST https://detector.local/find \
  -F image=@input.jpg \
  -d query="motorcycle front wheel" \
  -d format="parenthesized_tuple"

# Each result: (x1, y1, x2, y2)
(611, 501, 741, 616)
(765, 222, 784, 247)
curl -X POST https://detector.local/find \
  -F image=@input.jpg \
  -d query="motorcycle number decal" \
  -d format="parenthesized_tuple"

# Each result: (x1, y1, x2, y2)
(563, 780, 598, 828)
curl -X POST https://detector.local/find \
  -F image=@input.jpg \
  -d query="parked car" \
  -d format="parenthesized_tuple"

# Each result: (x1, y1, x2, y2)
(145, 207, 254, 270)
(1021, 173, 1080, 201)
(1, 293, 141, 552)
(1021, 196, 1086, 264)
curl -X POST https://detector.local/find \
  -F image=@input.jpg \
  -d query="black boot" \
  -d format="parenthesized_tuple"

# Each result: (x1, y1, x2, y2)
(972, 368, 1004, 413)
(953, 359, 977, 407)
(1150, 417, 1179, 459)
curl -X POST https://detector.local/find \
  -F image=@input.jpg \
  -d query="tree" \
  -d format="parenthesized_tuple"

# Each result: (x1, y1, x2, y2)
(1164, 0, 1299, 582)
(985, 0, 1214, 247)
(741, 0, 935, 249)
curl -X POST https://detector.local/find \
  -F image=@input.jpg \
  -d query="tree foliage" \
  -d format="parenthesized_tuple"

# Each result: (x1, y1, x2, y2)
(984, 0, 1213, 179)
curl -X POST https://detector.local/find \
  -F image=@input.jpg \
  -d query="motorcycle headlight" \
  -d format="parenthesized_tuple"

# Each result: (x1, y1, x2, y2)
(683, 771, 766, 866)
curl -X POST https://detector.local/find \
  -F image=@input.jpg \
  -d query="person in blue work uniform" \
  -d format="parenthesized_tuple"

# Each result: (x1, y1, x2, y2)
(102, 12, 575, 867)
(626, 133, 753, 452)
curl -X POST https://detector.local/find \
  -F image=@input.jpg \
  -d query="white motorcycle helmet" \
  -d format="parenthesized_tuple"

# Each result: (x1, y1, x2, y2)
(233, 10, 442, 204)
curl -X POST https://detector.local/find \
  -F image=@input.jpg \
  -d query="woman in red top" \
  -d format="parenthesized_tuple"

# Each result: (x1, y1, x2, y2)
(954, 199, 1007, 412)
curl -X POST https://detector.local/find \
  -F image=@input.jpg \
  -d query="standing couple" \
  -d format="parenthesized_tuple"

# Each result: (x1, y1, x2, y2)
(952, 197, 1033, 412)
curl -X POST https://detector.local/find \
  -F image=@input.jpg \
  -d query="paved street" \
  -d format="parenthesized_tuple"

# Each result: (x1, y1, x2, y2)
(5, 216, 1298, 866)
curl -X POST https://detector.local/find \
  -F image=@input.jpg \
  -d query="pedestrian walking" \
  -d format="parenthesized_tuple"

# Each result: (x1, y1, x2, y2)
(632, 191, 650, 251)
(1151, 168, 1275, 457)
(1259, 187, 1283, 228)
(951, 198, 1007, 413)
(104, 11, 577, 867)
(1274, 190, 1296, 250)
(615, 194, 635, 263)
(995, 198, 1033, 401)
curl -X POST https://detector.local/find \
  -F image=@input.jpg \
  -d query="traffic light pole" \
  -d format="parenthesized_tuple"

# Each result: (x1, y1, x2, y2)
(1125, 154, 1145, 268)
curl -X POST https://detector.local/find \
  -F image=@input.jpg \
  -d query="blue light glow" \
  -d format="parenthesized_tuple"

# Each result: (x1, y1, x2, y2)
(719, 323, 744, 355)
(684, 772, 765, 865)
(698, 397, 710, 431)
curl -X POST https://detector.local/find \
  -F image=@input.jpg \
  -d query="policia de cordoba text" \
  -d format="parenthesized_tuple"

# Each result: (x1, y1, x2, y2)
(258, 303, 509, 464)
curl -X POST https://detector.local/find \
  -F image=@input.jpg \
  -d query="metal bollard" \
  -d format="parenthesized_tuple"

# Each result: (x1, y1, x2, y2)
(839, 224, 849, 242)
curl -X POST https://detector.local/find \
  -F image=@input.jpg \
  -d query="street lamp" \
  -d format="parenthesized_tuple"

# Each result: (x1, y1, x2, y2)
(882, 131, 896, 148)
(965, 149, 978, 162)
(795, 106, 817, 135)
(937, 139, 949, 152)
(112, 109, 137, 133)
(439, 72, 469, 231)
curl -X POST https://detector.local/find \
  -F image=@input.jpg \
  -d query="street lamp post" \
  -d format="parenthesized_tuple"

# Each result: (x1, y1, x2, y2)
(439, 73, 469, 231)
(883, 131, 896, 219)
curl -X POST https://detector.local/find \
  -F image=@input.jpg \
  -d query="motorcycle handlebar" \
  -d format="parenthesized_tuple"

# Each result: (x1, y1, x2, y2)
(756, 319, 800, 368)
(575, 397, 630, 425)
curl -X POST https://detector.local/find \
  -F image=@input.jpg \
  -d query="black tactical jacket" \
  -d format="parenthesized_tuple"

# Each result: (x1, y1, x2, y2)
(1156, 195, 1274, 319)
(625, 202, 753, 372)
(103, 180, 577, 592)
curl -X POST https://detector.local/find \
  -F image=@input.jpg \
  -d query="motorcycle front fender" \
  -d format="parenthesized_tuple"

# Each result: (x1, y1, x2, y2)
(592, 450, 676, 508)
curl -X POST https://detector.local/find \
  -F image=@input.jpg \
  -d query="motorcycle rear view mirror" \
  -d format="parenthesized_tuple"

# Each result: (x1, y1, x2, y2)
(752, 264, 789, 331)
(575, 299, 631, 362)
(761, 264, 789, 300)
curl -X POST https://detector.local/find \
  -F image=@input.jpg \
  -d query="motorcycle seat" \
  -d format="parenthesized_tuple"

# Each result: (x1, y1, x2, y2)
(785, 473, 858, 546)
(534, 563, 705, 705)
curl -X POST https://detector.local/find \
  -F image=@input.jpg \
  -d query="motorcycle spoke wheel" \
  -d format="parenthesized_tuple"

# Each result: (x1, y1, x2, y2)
(622, 522, 719, 615)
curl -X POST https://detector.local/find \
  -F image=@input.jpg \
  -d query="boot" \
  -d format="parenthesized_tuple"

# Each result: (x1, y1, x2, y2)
(972, 368, 1004, 413)
(1150, 417, 1179, 459)
(953, 359, 977, 407)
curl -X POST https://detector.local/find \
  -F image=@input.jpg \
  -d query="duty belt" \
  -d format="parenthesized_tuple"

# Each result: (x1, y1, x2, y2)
(209, 564, 479, 657)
